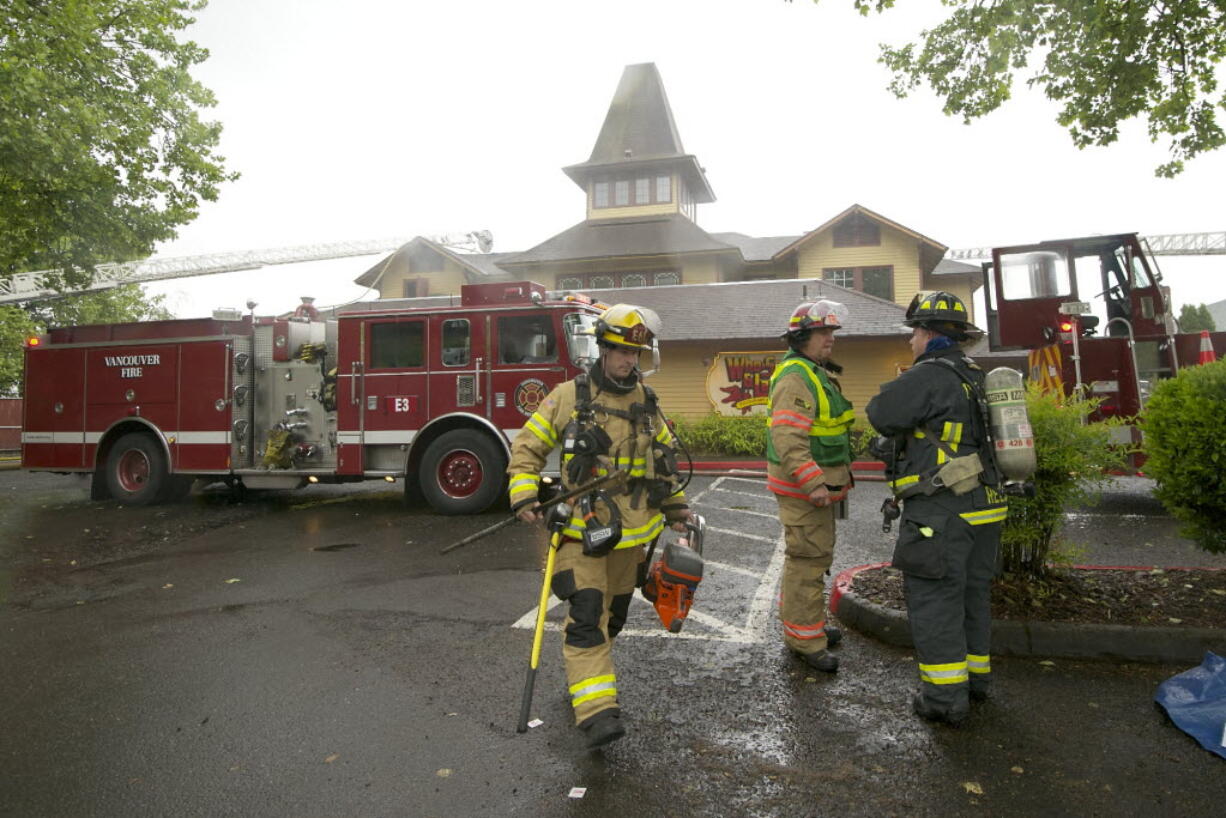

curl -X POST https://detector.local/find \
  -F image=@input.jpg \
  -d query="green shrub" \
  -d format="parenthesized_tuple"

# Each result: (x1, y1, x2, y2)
(1142, 359, 1226, 553)
(669, 413, 877, 460)
(999, 383, 1128, 577)
(670, 413, 768, 457)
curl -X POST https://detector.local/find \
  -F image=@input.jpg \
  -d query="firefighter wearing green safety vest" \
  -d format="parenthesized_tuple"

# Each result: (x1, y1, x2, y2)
(507, 303, 693, 749)
(766, 299, 856, 674)
(866, 290, 1008, 727)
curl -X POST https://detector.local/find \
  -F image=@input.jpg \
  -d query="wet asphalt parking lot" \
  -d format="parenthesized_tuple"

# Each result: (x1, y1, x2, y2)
(2, 468, 1224, 817)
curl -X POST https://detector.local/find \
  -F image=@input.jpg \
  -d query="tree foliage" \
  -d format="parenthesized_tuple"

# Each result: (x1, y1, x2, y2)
(0, 285, 172, 396)
(1178, 302, 1217, 332)
(0, 0, 237, 289)
(999, 384, 1128, 577)
(1143, 358, 1226, 553)
(842, 0, 1226, 177)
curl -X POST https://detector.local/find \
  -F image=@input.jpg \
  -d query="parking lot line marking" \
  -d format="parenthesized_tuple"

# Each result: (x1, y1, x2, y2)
(706, 526, 776, 544)
(511, 476, 786, 644)
(710, 485, 772, 500)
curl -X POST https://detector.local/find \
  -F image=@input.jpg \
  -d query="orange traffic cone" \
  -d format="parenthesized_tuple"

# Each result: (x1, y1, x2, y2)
(1198, 330, 1217, 365)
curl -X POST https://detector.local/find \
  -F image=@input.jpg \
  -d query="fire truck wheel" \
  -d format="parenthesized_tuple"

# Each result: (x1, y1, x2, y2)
(419, 430, 507, 515)
(105, 432, 168, 506)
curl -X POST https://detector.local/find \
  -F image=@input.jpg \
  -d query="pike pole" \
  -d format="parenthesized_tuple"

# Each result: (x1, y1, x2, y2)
(438, 469, 628, 555)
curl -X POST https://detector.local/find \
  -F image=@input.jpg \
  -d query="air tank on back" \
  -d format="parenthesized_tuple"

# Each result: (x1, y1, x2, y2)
(985, 367, 1036, 486)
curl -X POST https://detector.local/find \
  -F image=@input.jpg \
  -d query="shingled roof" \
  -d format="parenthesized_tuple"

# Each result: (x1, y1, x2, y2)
(575, 278, 909, 342)
(502, 215, 737, 266)
(709, 232, 799, 262)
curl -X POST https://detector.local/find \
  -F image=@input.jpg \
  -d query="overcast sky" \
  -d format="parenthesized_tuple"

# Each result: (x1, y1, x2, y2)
(146, 0, 1226, 318)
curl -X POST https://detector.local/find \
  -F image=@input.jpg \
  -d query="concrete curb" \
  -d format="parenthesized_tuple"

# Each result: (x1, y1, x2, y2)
(830, 562, 1226, 665)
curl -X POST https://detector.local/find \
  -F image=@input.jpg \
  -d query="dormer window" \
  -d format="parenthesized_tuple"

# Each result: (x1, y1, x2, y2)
(592, 174, 674, 209)
(832, 213, 881, 247)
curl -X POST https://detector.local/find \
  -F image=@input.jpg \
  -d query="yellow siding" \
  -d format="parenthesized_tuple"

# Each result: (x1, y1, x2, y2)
(379, 258, 470, 299)
(649, 337, 911, 423)
(796, 224, 924, 308)
(587, 201, 676, 220)
(679, 256, 721, 285)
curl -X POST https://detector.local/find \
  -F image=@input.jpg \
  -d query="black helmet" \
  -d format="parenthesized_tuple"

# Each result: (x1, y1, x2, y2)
(904, 291, 983, 340)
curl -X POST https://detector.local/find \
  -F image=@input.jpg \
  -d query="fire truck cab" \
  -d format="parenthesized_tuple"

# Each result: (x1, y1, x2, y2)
(982, 232, 1226, 429)
(22, 282, 604, 514)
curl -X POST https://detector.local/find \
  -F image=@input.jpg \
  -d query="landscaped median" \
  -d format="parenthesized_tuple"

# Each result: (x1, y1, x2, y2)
(831, 562, 1226, 665)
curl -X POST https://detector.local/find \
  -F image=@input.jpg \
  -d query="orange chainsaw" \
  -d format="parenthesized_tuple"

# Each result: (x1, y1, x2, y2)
(642, 515, 705, 633)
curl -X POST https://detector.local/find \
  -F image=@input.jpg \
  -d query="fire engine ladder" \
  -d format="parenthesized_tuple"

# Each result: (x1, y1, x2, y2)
(0, 231, 494, 305)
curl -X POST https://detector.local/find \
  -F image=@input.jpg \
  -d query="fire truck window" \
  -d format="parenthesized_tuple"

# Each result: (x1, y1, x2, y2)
(999, 251, 1071, 300)
(370, 321, 424, 369)
(441, 319, 470, 367)
(498, 315, 557, 364)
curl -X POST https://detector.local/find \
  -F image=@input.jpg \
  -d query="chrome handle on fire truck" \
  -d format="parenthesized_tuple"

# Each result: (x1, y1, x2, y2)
(474, 356, 483, 402)
(350, 361, 361, 405)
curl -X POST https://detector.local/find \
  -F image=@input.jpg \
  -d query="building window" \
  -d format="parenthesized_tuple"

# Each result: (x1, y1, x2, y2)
(369, 321, 425, 369)
(824, 269, 854, 288)
(556, 271, 682, 290)
(635, 177, 650, 204)
(614, 180, 630, 206)
(862, 266, 893, 300)
(440, 319, 469, 367)
(592, 173, 675, 209)
(402, 278, 427, 298)
(656, 175, 671, 203)
(832, 213, 881, 247)
(823, 266, 894, 300)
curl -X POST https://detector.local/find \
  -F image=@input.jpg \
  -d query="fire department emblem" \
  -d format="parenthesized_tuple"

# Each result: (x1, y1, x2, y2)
(514, 379, 548, 416)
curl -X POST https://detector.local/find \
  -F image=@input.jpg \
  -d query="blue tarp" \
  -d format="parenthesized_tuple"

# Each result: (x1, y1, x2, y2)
(1155, 651, 1226, 760)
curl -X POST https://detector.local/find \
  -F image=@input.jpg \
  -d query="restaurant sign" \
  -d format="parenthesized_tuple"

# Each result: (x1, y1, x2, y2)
(706, 351, 785, 416)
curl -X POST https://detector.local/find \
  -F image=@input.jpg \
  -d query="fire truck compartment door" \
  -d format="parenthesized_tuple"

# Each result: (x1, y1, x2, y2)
(22, 347, 86, 469)
(343, 318, 429, 472)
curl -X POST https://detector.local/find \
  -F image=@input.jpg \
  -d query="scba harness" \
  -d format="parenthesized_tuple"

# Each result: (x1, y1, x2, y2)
(561, 373, 687, 555)
(882, 356, 1004, 502)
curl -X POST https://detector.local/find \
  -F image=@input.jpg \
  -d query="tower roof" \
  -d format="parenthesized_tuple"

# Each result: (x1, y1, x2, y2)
(563, 63, 714, 203)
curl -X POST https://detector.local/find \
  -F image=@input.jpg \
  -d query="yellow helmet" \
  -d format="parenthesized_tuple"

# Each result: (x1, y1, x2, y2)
(590, 303, 662, 351)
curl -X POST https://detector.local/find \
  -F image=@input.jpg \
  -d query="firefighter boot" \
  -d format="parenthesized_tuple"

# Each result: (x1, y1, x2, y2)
(796, 649, 839, 673)
(912, 693, 968, 727)
(584, 711, 626, 749)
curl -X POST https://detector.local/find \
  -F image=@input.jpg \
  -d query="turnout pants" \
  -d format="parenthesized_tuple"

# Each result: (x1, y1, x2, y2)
(896, 496, 1000, 715)
(549, 540, 646, 727)
(775, 494, 838, 654)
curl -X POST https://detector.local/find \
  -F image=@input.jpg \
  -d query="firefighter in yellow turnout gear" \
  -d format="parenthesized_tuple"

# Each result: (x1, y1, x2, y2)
(766, 300, 856, 673)
(507, 304, 693, 749)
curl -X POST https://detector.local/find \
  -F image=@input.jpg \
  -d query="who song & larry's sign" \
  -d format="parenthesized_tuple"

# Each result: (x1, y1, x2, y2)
(706, 351, 785, 416)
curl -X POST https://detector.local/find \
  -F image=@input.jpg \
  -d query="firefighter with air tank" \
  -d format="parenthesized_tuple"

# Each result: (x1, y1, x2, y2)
(507, 303, 694, 749)
(767, 300, 856, 673)
(866, 291, 1032, 726)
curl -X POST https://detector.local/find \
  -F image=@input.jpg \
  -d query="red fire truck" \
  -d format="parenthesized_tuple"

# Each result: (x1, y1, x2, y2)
(982, 232, 1225, 452)
(22, 281, 604, 514)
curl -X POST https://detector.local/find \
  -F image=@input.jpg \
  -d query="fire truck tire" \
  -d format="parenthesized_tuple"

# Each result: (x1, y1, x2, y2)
(104, 432, 169, 506)
(418, 430, 507, 515)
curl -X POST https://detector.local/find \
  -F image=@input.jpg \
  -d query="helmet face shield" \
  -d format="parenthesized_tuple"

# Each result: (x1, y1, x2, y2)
(593, 304, 661, 351)
(784, 299, 848, 339)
